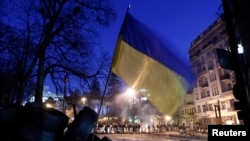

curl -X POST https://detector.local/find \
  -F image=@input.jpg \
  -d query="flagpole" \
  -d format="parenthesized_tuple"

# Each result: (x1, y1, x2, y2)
(90, 68, 111, 141)
(91, 4, 131, 141)
(96, 3, 132, 120)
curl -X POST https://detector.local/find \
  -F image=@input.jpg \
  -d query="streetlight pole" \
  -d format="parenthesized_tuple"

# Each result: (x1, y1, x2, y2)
(63, 75, 68, 113)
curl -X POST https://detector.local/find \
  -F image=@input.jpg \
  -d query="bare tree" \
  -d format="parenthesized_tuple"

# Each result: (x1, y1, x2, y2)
(0, 0, 116, 104)
(107, 73, 124, 97)
(0, 21, 36, 104)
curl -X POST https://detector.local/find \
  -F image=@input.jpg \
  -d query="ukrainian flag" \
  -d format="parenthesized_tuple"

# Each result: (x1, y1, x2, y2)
(112, 13, 194, 115)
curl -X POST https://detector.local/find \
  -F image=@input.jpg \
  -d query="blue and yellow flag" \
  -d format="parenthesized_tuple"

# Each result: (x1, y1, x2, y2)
(112, 13, 194, 115)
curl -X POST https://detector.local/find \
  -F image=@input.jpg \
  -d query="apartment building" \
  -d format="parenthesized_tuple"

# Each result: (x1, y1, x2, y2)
(188, 16, 240, 128)
(178, 91, 197, 130)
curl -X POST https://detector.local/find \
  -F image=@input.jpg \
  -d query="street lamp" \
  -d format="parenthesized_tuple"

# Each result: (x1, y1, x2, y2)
(125, 88, 136, 123)
(165, 115, 172, 125)
(81, 97, 87, 106)
(46, 103, 53, 108)
(165, 115, 171, 121)
(125, 88, 136, 104)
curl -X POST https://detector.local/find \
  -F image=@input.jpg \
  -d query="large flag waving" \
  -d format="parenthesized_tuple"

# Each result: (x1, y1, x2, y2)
(111, 13, 195, 115)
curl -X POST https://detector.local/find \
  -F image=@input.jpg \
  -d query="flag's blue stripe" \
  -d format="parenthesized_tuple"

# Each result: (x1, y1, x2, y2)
(120, 13, 194, 85)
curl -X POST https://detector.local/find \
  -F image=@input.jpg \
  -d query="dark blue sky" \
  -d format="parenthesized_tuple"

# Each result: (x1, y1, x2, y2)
(45, 0, 222, 92)
(100, 0, 222, 65)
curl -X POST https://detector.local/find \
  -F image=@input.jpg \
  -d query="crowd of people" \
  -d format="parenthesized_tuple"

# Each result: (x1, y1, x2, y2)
(95, 123, 185, 134)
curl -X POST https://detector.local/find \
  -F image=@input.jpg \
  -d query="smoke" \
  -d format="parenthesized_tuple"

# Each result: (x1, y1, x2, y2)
(114, 92, 158, 125)
(136, 101, 158, 127)
(114, 93, 131, 118)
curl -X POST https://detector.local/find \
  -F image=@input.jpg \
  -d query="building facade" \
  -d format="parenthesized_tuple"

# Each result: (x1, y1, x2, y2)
(188, 16, 240, 128)
(178, 92, 197, 130)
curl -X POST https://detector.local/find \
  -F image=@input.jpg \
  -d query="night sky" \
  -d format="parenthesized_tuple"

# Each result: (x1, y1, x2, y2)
(45, 0, 222, 91)
(101, 0, 222, 65)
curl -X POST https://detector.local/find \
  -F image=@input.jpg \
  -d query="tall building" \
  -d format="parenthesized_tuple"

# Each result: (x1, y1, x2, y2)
(188, 15, 240, 129)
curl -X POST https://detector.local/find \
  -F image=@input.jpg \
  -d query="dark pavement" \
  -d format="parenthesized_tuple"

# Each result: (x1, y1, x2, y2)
(96, 131, 208, 141)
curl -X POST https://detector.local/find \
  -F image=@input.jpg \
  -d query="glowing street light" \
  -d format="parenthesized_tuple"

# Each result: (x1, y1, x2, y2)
(81, 97, 87, 105)
(165, 115, 171, 122)
(125, 88, 136, 104)
(126, 88, 136, 96)
(125, 88, 137, 123)
(46, 103, 53, 108)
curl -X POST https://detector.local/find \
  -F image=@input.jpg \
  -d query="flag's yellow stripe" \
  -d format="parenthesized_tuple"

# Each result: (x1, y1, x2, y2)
(112, 39, 187, 115)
